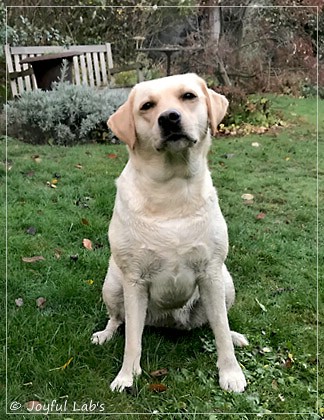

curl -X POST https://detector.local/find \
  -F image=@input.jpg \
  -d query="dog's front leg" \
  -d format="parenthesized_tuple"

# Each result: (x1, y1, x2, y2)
(200, 263, 247, 393)
(110, 279, 147, 392)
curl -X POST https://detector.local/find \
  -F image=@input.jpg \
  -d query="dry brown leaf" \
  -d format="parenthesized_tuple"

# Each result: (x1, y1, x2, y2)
(32, 155, 41, 163)
(54, 248, 62, 259)
(241, 193, 254, 201)
(81, 218, 90, 226)
(283, 353, 294, 369)
(256, 212, 266, 220)
(75, 163, 83, 169)
(25, 400, 43, 411)
(107, 153, 118, 159)
(22, 256, 45, 263)
(36, 297, 47, 309)
(82, 238, 93, 250)
(150, 368, 168, 377)
(148, 383, 167, 392)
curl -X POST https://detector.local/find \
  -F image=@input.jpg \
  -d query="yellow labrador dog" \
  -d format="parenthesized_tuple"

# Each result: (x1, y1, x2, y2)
(92, 73, 248, 393)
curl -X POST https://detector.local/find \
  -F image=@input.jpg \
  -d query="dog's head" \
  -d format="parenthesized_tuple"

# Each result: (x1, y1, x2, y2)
(108, 73, 228, 153)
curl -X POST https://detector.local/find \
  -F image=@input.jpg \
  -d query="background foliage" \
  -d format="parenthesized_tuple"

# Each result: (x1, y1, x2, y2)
(2, 0, 324, 96)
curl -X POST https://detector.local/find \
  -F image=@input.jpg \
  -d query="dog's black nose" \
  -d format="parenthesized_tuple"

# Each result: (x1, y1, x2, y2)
(158, 109, 181, 128)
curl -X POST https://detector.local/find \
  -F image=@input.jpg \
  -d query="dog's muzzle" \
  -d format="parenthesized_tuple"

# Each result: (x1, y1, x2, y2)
(157, 109, 197, 150)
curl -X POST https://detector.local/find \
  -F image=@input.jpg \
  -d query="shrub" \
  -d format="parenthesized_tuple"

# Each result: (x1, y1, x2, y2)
(208, 85, 285, 137)
(211, 85, 281, 130)
(5, 82, 130, 145)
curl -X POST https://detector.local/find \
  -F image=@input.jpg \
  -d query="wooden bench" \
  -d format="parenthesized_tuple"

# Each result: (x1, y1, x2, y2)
(5, 43, 143, 97)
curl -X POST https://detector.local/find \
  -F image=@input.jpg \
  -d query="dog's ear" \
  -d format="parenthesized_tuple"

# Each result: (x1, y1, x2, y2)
(107, 90, 137, 149)
(203, 86, 229, 136)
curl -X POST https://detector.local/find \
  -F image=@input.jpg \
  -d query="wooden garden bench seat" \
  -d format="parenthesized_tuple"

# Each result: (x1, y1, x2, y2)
(5, 43, 143, 97)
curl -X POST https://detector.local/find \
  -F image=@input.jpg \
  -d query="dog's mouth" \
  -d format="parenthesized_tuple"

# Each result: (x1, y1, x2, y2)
(156, 132, 197, 152)
(166, 132, 189, 142)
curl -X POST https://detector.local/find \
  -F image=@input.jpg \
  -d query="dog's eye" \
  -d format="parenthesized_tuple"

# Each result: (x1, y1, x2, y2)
(182, 92, 197, 100)
(140, 102, 155, 111)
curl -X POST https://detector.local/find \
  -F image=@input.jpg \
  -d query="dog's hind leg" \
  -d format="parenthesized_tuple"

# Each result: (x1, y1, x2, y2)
(92, 257, 124, 345)
(231, 331, 249, 347)
(223, 265, 249, 347)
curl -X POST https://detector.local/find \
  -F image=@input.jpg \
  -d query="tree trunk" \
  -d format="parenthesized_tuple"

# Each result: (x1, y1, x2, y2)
(216, 55, 232, 86)
(208, 5, 222, 46)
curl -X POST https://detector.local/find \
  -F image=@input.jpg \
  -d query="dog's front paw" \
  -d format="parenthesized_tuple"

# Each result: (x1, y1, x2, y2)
(110, 365, 142, 392)
(110, 373, 134, 392)
(219, 364, 247, 393)
(91, 330, 110, 345)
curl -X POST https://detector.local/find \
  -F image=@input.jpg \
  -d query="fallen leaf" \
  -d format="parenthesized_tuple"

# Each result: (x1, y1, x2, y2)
(82, 238, 93, 250)
(85, 279, 94, 285)
(49, 356, 73, 371)
(106, 153, 118, 159)
(25, 400, 43, 411)
(256, 212, 266, 220)
(26, 226, 37, 235)
(54, 248, 62, 259)
(148, 383, 167, 392)
(255, 297, 267, 312)
(241, 193, 254, 201)
(81, 218, 90, 226)
(15, 298, 24, 307)
(22, 256, 45, 263)
(285, 157, 290, 161)
(251, 142, 260, 147)
(51, 178, 58, 185)
(46, 181, 57, 189)
(271, 379, 278, 389)
(32, 155, 41, 163)
(284, 353, 294, 368)
(75, 163, 83, 169)
(36, 297, 47, 309)
(150, 368, 168, 378)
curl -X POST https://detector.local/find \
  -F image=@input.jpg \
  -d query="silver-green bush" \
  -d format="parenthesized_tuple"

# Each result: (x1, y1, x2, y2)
(6, 82, 130, 145)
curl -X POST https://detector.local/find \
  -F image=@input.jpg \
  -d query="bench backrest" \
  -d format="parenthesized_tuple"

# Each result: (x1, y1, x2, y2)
(5, 43, 114, 97)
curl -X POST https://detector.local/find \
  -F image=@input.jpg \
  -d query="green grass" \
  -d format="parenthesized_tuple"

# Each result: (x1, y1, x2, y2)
(1, 95, 323, 420)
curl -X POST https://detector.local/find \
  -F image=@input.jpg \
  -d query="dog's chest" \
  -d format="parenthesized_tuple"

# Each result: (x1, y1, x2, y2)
(140, 243, 209, 310)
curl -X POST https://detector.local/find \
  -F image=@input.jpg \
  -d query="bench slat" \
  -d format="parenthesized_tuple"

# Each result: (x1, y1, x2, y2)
(73, 55, 81, 85)
(79, 54, 88, 85)
(14, 54, 24, 95)
(86, 52, 95, 87)
(93, 52, 101, 86)
(5, 42, 141, 97)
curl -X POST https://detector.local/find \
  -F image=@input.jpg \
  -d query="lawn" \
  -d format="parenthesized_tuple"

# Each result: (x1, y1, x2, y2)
(1, 95, 323, 419)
